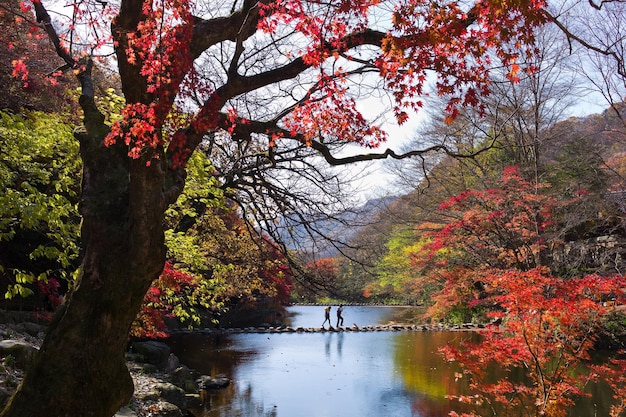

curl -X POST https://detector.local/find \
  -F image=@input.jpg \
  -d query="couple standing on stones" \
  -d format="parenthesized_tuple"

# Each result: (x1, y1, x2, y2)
(322, 305, 344, 328)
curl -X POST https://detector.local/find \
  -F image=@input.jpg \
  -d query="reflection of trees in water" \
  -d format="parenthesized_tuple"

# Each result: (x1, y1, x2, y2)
(169, 334, 278, 416)
(168, 334, 257, 375)
(394, 332, 617, 417)
(200, 383, 277, 417)
(392, 332, 477, 416)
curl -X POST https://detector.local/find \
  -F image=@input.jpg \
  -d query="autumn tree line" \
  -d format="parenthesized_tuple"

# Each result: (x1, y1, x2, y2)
(302, 25, 626, 314)
(313, 103, 626, 313)
(294, 24, 626, 416)
(279, 40, 626, 417)
(1, 0, 625, 343)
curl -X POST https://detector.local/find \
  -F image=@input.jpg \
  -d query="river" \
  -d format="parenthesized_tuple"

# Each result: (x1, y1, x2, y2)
(167, 305, 616, 417)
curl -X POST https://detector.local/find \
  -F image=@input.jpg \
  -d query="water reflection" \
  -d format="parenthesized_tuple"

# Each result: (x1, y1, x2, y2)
(324, 332, 343, 359)
(168, 306, 616, 417)
(169, 307, 464, 416)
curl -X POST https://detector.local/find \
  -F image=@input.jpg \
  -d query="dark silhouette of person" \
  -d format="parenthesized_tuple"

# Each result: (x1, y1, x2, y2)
(336, 305, 344, 327)
(322, 306, 331, 328)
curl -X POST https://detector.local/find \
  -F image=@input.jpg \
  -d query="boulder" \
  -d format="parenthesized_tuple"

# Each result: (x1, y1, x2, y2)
(0, 340, 38, 368)
(153, 383, 187, 410)
(166, 353, 180, 373)
(171, 365, 198, 393)
(150, 401, 183, 417)
(197, 375, 230, 390)
(132, 341, 171, 368)
(16, 322, 46, 337)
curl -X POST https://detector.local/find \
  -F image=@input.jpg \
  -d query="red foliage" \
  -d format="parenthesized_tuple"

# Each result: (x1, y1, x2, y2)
(132, 261, 198, 339)
(37, 278, 62, 309)
(441, 268, 626, 417)
(591, 352, 626, 417)
(429, 166, 558, 271)
(258, 239, 295, 305)
(412, 166, 564, 318)
(33, 278, 64, 321)
(0, 2, 78, 113)
(307, 258, 339, 278)
(16, 0, 548, 166)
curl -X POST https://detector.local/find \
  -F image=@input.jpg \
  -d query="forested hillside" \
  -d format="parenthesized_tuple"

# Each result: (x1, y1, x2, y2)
(297, 103, 626, 309)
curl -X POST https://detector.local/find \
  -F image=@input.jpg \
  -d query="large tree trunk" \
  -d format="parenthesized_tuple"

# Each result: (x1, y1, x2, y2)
(1, 81, 172, 417)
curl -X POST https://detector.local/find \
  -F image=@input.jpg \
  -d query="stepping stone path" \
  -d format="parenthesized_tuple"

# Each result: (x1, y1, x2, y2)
(169, 322, 486, 335)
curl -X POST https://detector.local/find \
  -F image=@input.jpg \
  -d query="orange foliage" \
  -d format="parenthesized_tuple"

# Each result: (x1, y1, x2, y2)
(412, 166, 563, 318)
(442, 268, 626, 417)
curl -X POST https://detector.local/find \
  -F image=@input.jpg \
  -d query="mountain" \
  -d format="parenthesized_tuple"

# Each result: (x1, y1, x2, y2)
(276, 195, 399, 258)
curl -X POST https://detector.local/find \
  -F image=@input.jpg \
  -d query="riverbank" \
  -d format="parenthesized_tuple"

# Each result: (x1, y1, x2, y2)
(0, 312, 190, 417)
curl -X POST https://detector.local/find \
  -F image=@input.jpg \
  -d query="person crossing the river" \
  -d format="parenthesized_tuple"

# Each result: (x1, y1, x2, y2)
(322, 306, 331, 328)
(336, 305, 344, 327)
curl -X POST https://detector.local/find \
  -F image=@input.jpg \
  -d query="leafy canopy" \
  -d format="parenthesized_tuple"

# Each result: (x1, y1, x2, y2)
(0, 111, 81, 299)
(16, 0, 548, 172)
(442, 268, 626, 417)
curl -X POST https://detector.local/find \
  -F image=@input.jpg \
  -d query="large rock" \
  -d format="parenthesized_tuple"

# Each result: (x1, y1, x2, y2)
(15, 322, 46, 337)
(149, 401, 183, 417)
(171, 365, 198, 393)
(153, 383, 187, 410)
(166, 353, 180, 373)
(0, 340, 38, 368)
(197, 375, 230, 390)
(131, 341, 171, 368)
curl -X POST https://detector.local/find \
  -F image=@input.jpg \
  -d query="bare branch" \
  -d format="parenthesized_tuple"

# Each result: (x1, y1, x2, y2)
(32, 0, 76, 68)
(545, 10, 626, 79)
(587, 0, 623, 10)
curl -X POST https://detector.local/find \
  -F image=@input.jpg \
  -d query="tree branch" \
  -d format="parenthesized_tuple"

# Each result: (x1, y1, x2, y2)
(32, 0, 76, 68)
(545, 10, 626, 79)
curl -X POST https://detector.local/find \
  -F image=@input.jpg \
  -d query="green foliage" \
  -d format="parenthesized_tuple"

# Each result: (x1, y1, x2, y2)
(370, 226, 430, 304)
(159, 149, 293, 329)
(376, 227, 419, 288)
(0, 111, 81, 299)
(444, 304, 487, 325)
(95, 88, 126, 125)
(165, 150, 224, 272)
(3, 355, 15, 367)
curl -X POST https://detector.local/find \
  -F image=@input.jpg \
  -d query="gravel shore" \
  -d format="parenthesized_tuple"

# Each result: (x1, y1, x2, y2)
(0, 319, 175, 417)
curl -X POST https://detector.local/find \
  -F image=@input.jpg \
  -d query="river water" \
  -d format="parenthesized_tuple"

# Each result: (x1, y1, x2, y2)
(168, 305, 615, 417)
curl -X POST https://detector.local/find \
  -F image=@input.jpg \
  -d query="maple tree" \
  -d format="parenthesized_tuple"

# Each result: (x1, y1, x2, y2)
(409, 166, 564, 319)
(5, 0, 612, 414)
(441, 268, 626, 417)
